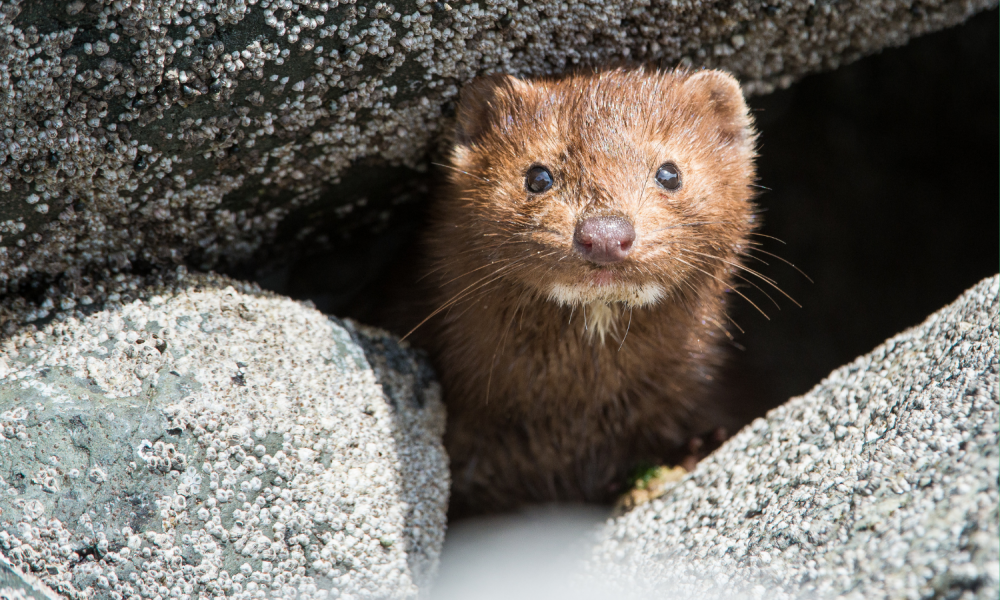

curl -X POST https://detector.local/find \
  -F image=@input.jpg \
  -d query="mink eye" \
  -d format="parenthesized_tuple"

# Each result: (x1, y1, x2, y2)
(525, 165, 553, 193)
(655, 162, 681, 191)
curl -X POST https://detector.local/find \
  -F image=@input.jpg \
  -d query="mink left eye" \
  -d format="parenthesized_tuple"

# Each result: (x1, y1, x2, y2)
(525, 165, 554, 193)
(655, 162, 681, 191)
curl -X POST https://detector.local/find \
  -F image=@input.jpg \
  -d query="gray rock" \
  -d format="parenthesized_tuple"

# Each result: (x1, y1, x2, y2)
(1, 553, 62, 600)
(0, 0, 994, 303)
(0, 272, 449, 600)
(585, 275, 999, 599)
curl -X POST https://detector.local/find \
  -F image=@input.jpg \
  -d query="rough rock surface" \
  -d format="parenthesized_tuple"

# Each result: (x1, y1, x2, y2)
(0, 0, 995, 309)
(0, 272, 449, 600)
(1, 553, 62, 600)
(585, 275, 1000, 599)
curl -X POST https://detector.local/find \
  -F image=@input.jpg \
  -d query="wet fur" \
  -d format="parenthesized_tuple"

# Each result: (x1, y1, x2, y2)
(416, 68, 759, 516)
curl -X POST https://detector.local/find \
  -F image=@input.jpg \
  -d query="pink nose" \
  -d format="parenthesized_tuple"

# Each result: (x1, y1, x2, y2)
(573, 216, 636, 264)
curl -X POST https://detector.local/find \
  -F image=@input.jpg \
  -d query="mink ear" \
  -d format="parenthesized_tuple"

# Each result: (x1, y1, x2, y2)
(680, 70, 753, 144)
(455, 74, 531, 146)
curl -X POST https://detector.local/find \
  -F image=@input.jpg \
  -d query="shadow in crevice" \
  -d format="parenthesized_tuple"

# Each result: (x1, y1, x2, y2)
(342, 319, 449, 590)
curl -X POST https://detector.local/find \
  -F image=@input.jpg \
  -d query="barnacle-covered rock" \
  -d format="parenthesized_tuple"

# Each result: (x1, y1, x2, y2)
(0, 0, 994, 306)
(0, 272, 448, 600)
(585, 275, 999, 599)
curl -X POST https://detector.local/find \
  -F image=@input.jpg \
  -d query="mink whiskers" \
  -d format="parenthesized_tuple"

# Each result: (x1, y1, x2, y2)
(402, 256, 533, 341)
(680, 248, 799, 307)
(433, 162, 492, 182)
(668, 254, 770, 319)
(617, 307, 633, 351)
(646, 220, 741, 235)
(745, 247, 813, 282)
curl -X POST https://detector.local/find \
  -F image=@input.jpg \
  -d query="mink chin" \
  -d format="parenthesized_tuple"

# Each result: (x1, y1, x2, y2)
(413, 67, 760, 517)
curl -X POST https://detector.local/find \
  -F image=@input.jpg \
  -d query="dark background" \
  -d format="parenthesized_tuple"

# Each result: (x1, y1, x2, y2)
(723, 9, 998, 421)
(248, 9, 999, 427)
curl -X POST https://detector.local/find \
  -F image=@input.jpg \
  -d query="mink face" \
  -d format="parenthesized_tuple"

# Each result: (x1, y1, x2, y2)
(441, 68, 757, 315)
(420, 68, 759, 515)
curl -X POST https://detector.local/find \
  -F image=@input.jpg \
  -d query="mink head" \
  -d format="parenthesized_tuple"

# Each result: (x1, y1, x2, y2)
(438, 68, 758, 309)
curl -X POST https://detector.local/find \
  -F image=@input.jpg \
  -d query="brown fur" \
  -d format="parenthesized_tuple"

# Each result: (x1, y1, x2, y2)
(415, 68, 758, 516)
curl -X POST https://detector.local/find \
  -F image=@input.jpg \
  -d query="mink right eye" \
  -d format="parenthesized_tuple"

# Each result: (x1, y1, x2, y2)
(655, 162, 681, 191)
(525, 165, 553, 193)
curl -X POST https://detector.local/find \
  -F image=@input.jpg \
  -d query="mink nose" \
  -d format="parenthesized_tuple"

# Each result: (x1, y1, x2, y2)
(573, 216, 636, 264)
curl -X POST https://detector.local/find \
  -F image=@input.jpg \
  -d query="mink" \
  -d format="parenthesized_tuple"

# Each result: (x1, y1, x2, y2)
(413, 68, 759, 516)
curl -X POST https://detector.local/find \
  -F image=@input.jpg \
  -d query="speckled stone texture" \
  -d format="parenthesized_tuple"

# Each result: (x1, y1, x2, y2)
(0, 272, 449, 600)
(1, 553, 62, 600)
(0, 0, 995, 312)
(585, 275, 999, 600)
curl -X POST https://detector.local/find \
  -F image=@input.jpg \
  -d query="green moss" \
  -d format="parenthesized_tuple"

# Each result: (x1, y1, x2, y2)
(627, 462, 662, 491)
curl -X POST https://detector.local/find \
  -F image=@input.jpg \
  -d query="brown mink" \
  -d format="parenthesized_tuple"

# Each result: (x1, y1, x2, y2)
(413, 68, 759, 516)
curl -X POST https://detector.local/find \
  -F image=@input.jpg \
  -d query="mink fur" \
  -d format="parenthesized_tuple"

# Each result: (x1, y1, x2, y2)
(413, 68, 759, 516)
